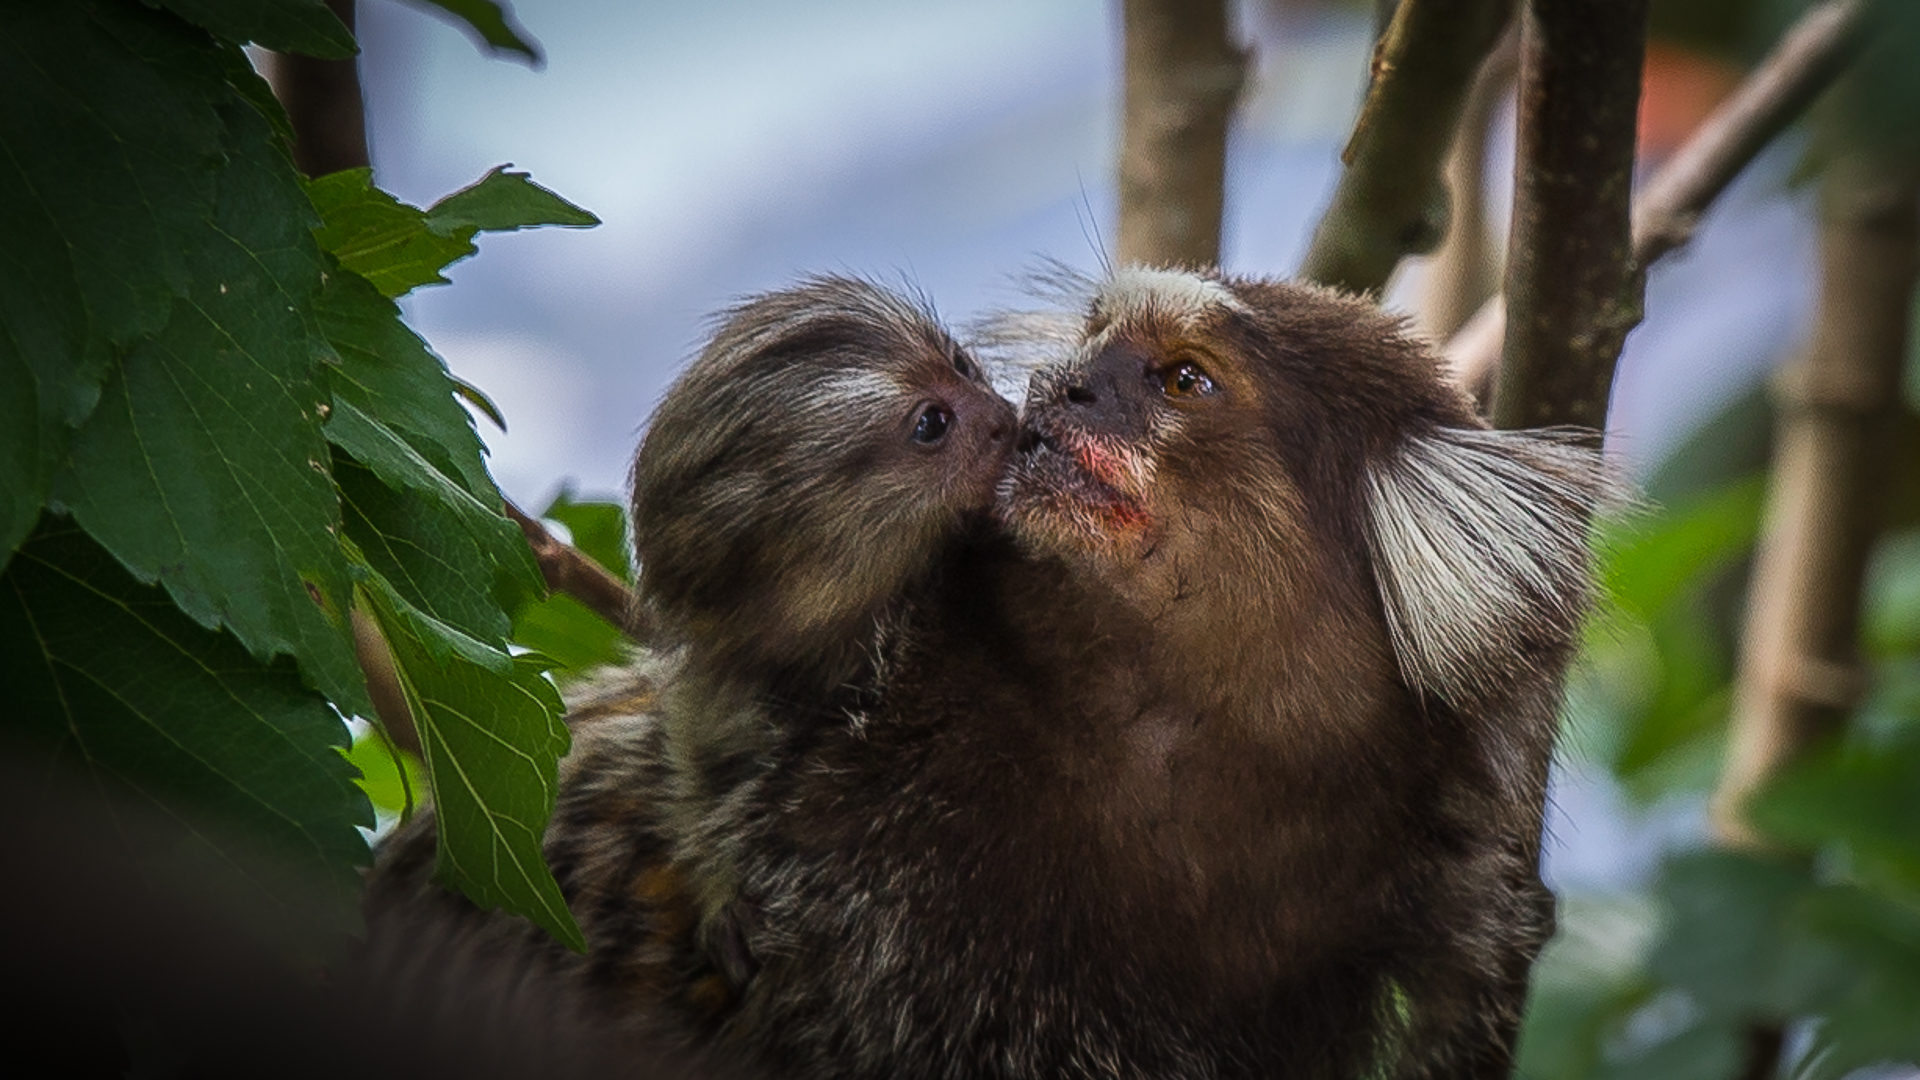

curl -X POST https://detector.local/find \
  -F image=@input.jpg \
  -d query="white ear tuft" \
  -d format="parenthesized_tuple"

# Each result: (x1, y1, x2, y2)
(1364, 427, 1609, 703)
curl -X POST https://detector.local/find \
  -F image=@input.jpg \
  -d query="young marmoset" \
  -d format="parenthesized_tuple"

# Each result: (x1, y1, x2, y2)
(358, 276, 1016, 1057)
(673, 267, 1607, 1080)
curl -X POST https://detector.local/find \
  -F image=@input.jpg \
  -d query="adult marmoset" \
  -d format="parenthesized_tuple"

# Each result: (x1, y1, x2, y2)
(358, 276, 1016, 1062)
(679, 267, 1606, 1080)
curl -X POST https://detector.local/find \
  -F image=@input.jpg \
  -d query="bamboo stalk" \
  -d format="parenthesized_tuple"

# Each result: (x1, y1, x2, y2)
(1712, 156, 1920, 848)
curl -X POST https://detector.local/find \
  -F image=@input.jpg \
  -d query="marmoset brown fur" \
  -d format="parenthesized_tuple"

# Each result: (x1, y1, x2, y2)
(653, 267, 1607, 1080)
(359, 276, 1016, 1063)
(365, 268, 1602, 1080)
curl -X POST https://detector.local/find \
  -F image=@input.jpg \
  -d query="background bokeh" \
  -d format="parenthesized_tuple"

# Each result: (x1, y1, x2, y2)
(358, 0, 1814, 499)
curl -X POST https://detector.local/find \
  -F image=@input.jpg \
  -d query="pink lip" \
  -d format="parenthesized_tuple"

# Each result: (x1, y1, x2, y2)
(1016, 435, 1152, 536)
(1072, 440, 1135, 494)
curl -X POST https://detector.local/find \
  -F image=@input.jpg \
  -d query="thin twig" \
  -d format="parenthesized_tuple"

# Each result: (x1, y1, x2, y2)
(504, 500, 650, 640)
(1448, 0, 1870, 396)
(1489, 0, 1651, 432)
(1116, 0, 1247, 267)
(1300, 0, 1517, 294)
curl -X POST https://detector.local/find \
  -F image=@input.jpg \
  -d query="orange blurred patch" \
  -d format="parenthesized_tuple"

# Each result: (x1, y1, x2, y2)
(1640, 40, 1742, 160)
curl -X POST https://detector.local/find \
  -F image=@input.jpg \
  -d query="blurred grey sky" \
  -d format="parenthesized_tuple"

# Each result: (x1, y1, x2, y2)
(358, 0, 1825, 891)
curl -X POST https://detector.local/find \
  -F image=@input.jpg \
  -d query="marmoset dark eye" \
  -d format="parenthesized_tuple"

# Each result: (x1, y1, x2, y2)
(912, 404, 952, 444)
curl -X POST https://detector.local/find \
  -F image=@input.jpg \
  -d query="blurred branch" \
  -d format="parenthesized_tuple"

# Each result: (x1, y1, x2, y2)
(1300, 0, 1517, 294)
(1488, 0, 1650, 431)
(1449, 0, 1870, 398)
(1417, 24, 1520, 340)
(1116, 0, 1247, 267)
(505, 500, 649, 641)
(1632, 0, 1867, 267)
(259, 0, 369, 177)
(1712, 156, 1920, 849)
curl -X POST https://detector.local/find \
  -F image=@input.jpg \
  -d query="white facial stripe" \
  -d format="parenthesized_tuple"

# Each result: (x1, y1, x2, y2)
(1095, 267, 1246, 327)
(800, 369, 905, 416)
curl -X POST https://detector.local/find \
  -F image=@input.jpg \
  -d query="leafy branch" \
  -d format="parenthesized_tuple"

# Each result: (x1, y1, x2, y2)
(0, 0, 595, 943)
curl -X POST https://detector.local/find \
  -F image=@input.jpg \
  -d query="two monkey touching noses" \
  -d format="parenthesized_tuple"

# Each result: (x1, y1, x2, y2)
(361, 267, 1609, 1080)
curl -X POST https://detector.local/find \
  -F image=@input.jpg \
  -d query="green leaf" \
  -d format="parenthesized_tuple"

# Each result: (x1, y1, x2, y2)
(308, 169, 477, 298)
(354, 564, 583, 949)
(509, 489, 629, 678)
(511, 591, 628, 679)
(1592, 1013, 1741, 1080)
(308, 166, 597, 299)
(1595, 477, 1765, 622)
(426, 166, 600, 234)
(152, 0, 355, 58)
(539, 488, 631, 581)
(1750, 733, 1920, 894)
(0, 0, 232, 562)
(450, 372, 509, 433)
(53, 89, 370, 720)
(1568, 480, 1761, 795)
(332, 447, 540, 647)
(316, 266, 495, 499)
(1649, 852, 1822, 1018)
(408, 0, 543, 65)
(347, 727, 425, 819)
(0, 517, 371, 923)
(1608, 616, 1733, 799)
(1864, 530, 1920, 658)
(1790, 885, 1920, 1075)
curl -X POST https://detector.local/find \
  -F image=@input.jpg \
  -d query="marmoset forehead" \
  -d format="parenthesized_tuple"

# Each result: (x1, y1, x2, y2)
(1091, 267, 1247, 333)
(795, 367, 905, 416)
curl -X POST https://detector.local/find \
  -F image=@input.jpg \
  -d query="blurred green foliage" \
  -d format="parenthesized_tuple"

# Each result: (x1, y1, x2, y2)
(1517, 5, 1920, 1064)
(1518, 250, 1920, 1080)
(1524, 448, 1920, 1077)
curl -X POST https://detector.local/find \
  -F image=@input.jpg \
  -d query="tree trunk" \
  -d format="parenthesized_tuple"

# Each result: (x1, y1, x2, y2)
(1116, 0, 1246, 268)
(1490, 0, 1650, 433)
